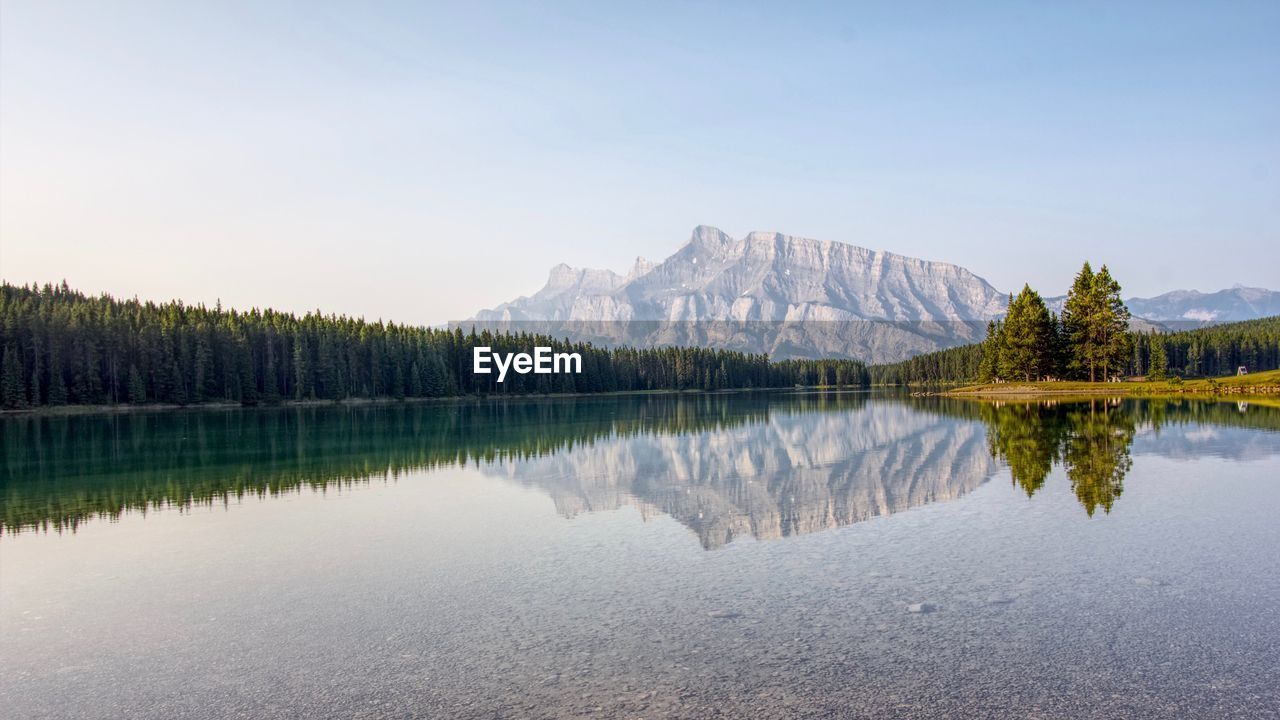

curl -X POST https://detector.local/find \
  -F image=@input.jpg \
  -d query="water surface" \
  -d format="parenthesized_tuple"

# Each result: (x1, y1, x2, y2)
(3, 392, 1278, 718)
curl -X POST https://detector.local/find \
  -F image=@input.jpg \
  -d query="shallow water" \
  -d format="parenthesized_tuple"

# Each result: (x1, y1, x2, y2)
(2, 392, 1279, 718)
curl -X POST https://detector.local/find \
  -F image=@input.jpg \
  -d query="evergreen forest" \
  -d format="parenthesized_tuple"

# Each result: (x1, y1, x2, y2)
(0, 282, 869, 409)
(871, 263, 1280, 386)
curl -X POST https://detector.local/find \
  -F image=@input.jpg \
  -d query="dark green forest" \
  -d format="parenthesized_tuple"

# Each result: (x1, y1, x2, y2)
(0, 282, 869, 410)
(872, 316, 1280, 386)
(869, 343, 985, 386)
(1128, 317, 1280, 378)
(873, 263, 1277, 386)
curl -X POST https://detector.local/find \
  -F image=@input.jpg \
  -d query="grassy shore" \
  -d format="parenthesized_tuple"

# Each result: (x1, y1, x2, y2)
(945, 368, 1280, 397)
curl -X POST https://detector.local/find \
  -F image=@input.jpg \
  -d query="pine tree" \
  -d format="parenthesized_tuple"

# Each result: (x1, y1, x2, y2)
(1062, 262, 1131, 381)
(27, 336, 43, 405)
(424, 354, 449, 397)
(193, 334, 213, 402)
(1148, 333, 1168, 381)
(2, 344, 27, 408)
(293, 340, 312, 400)
(1093, 265, 1131, 381)
(128, 364, 147, 404)
(1186, 342, 1203, 376)
(1062, 262, 1098, 381)
(47, 351, 68, 405)
(169, 358, 187, 404)
(979, 320, 1003, 382)
(999, 286, 1056, 382)
(1048, 312, 1067, 380)
(262, 336, 281, 403)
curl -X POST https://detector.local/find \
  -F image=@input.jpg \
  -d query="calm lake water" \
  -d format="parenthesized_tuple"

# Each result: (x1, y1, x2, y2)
(2, 391, 1279, 719)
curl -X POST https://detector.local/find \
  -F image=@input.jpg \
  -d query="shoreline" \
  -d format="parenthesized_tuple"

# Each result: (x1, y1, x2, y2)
(938, 370, 1280, 399)
(0, 385, 873, 418)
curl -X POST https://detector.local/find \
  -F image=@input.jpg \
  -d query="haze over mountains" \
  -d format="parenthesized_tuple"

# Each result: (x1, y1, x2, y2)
(1041, 285, 1280, 328)
(1125, 287, 1280, 324)
(469, 226, 1277, 363)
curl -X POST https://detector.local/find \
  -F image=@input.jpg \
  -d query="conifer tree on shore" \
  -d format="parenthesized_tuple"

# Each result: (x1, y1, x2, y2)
(998, 285, 1057, 382)
(1062, 262, 1131, 381)
(979, 320, 1003, 382)
(1063, 262, 1099, 380)
(2, 344, 27, 408)
(1148, 334, 1168, 381)
(1093, 265, 1132, 381)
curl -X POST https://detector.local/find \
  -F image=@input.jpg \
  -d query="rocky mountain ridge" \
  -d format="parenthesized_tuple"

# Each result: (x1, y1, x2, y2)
(469, 226, 1275, 362)
(1125, 286, 1280, 324)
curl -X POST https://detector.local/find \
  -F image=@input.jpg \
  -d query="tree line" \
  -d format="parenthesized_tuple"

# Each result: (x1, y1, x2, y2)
(979, 262, 1131, 383)
(872, 314, 1280, 386)
(872, 265, 1280, 385)
(0, 282, 869, 410)
(1127, 316, 1280, 380)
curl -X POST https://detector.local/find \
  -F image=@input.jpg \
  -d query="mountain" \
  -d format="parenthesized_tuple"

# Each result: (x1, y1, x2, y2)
(470, 226, 1005, 363)
(1044, 285, 1280, 331)
(478, 225, 1006, 324)
(468, 225, 1276, 362)
(1124, 286, 1280, 325)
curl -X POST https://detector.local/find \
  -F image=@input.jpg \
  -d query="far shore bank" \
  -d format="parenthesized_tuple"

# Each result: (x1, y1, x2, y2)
(938, 369, 1280, 399)
(0, 385, 874, 418)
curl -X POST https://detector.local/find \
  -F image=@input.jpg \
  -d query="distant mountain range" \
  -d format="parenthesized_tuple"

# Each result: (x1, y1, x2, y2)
(467, 226, 1277, 363)
(1126, 286, 1280, 323)
(1044, 285, 1280, 327)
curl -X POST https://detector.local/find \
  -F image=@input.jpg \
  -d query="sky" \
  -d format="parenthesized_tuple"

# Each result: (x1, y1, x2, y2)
(2, 1, 1277, 325)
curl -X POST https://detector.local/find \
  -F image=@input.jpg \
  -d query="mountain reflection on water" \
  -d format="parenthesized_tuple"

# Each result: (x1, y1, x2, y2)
(487, 398, 994, 548)
(3, 392, 1279, 543)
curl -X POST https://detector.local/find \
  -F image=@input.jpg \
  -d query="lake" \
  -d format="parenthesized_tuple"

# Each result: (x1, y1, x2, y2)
(2, 391, 1278, 719)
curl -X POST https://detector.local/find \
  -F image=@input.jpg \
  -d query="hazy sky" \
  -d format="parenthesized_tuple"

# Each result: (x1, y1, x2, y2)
(2, 1, 1277, 325)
